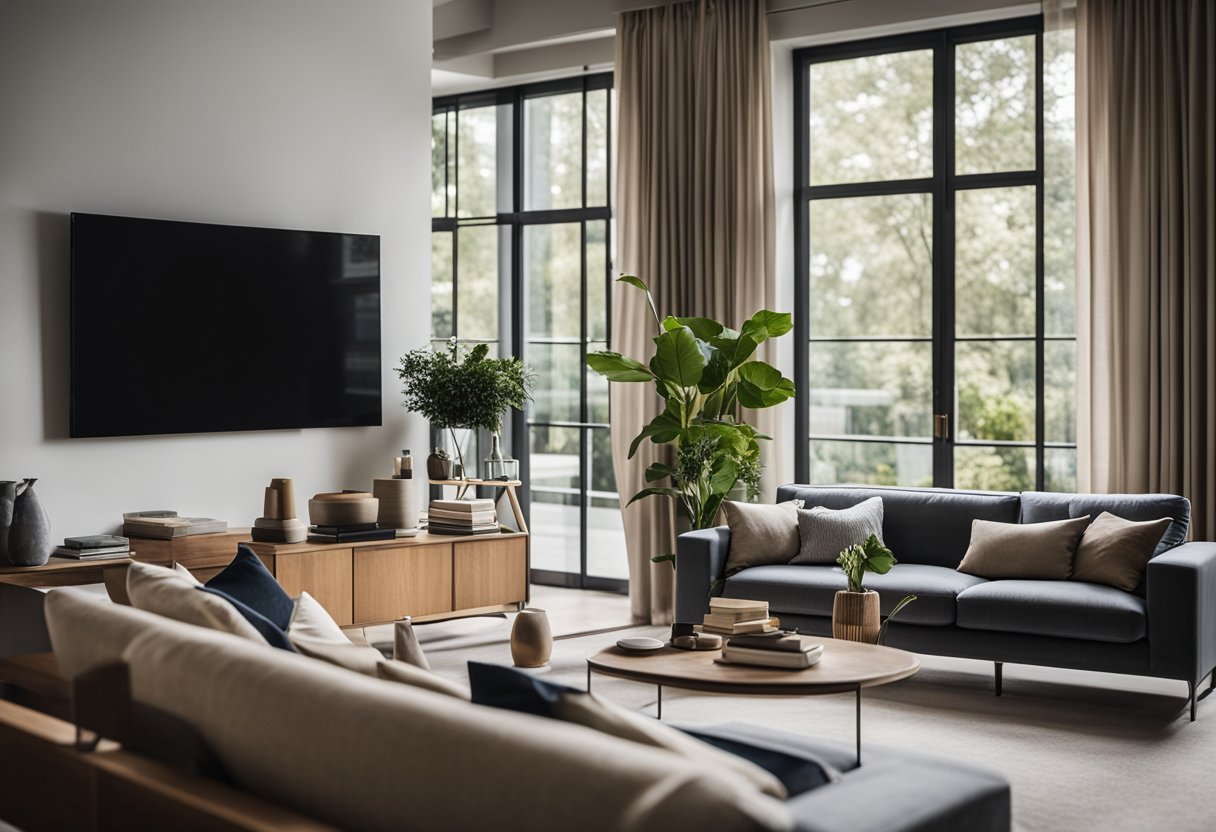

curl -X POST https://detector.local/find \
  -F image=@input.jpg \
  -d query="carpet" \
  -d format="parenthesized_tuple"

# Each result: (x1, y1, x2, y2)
(423, 620, 1216, 832)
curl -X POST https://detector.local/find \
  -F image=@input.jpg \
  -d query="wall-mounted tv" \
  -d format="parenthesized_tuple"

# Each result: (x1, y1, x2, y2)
(70, 213, 381, 438)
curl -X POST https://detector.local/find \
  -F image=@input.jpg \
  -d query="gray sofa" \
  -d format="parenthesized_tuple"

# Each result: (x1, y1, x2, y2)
(677, 485, 1216, 719)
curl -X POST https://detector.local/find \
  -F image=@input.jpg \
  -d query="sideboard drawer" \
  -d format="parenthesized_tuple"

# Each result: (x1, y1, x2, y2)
(353, 544, 453, 623)
(273, 548, 354, 626)
(454, 537, 527, 610)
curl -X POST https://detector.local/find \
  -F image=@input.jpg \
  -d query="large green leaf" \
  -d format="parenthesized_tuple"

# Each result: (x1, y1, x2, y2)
(649, 326, 705, 389)
(626, 486, 681, 507)
(627, 408, 683, 458)
(645, 462, 678, 483)
(671, 316, 724, 341)
(618, 275, 661, 328)
(736, 361, 796, 409)
(698, 349, 732, 395)
(707, 457, 739, 496)
(740, 310, 793, 342)
(586, 351, 654, 382)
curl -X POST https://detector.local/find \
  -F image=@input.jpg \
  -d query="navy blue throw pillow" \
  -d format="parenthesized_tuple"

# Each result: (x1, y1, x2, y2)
(467, 661, 579, 717)
(197, 586, 294, 651)
(205, 545, 294, 631)
(677, 727, 840, 797)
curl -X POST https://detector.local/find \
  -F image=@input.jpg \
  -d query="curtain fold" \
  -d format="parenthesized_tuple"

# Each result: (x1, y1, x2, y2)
(614, 0, 775, 624)
(1077, 0, 1215, 537)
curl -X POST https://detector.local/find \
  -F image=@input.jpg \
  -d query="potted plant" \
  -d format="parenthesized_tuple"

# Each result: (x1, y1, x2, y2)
(586, 276, 795, 558)
(833, 535, 916, 644)
(397, 339, 533, 479)
(426, 447, 451, 481)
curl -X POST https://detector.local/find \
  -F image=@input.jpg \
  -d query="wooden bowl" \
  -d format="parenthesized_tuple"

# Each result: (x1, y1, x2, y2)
(308, 492, 379, 527)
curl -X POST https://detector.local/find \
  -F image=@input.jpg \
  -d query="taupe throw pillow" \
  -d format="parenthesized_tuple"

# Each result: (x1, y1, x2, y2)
(1072, 511, 1172, 592)
(722, 500, 802, 574)
(791, 497, 884, 565)
(956, 516, 1091, 580)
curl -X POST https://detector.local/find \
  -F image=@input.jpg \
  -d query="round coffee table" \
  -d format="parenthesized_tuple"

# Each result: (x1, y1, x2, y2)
(586, 637, 919, 765)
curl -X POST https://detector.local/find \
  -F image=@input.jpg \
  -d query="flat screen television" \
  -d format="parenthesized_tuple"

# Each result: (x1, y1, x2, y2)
(69, 213, 382, 438)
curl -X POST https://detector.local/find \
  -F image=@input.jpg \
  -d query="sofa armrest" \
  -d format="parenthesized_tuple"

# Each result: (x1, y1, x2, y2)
(674, 527, 731, 625)
(1147, 542, 1216, 685)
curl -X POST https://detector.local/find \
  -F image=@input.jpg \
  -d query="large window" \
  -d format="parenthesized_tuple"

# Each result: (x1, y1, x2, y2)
(793, 17, 1077, 491)
(432, 76, 626, 591)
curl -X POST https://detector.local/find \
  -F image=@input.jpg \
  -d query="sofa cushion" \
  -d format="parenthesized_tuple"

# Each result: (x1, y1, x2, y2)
(956, 517, 1091, 580)
(126, 560, 267, 645)
(956, 580, 1147, 643)
(1020, 491, 1189, 558)
(777, 485, 1022, 568)
(197, 586, 294, 651)
(791, 497, 884, 565)
(119, 625, 791, 832)
(204, 545, 294, 631)
(723, 563, 985, 626)
(1072, 512, 1173, 592)
(723, 500, 802, 574)
(466, 661, 792, 799)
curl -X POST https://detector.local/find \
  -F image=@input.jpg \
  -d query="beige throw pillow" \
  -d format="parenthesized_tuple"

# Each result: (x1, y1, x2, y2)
(722, 500, 803, 574)
(956, 516, 1091, 580)
(126, 560, 267, 643)
(1072, 512, 1172, 592)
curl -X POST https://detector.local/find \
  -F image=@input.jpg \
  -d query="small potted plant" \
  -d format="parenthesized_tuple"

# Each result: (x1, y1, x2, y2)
(426, 447, 451, 481)
(833, 535, 895, 643)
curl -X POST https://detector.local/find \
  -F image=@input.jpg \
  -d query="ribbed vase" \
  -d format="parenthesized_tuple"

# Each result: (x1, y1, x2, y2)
(832, 590, 881, 644)
(510, 608, 553, 668)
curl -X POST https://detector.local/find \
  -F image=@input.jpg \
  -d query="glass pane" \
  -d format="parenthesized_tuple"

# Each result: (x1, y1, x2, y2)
(808, 341, 932, 438)
(586, 221, 608, 341)
(456, 225, 499, 341)
(524, 223, 581, 339)
(524, 92, 583, 211)
(956, 340, 1036, 443)
(1044, 446, 1077, 492)
(954, 445, 1035, 491)
(431, 112, 448, 217)
(1045, 28, 1076, 337)
(529, 343, 581, 423)
(811, 439, 933, 487)
(809, 49, 934, 185)
(457, 106, 497, 218)
(809, 194, 933, 338)
(955, 186, 1036, 337)
(955, 35, 1036, 175)
(1045, 339, 1076, 444)
(586, 89, 609, 207)
(431, 232, 453, 339)
(588, 428, 627, 579)
(530, 426, 581, 573)
(587, 340, 609, 423)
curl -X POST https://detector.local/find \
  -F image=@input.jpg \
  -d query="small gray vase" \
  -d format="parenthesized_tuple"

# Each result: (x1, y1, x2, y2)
(7, 479, 52, 567)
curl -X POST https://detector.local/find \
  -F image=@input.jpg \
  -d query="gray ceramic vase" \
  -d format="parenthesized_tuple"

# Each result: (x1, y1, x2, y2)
(5, 479, 52, 567)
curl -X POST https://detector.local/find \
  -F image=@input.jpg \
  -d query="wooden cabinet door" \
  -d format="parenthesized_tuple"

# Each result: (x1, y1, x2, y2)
(273, 549, 354, 626)
(353, 544, 452, 624)
(453, 537, 527, 610)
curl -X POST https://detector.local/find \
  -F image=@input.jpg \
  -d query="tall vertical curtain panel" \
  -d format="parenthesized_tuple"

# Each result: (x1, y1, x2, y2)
(1077, 0, 1215, 538)
(613, 0, 776, 624)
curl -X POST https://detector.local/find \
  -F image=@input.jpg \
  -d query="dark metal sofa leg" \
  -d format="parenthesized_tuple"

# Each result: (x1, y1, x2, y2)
(1189, 680, 1197, 722)
(994, 662, 1003, 697)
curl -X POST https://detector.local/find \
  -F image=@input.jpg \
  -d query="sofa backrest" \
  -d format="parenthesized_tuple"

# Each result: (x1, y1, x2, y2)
(1019, 491, 1190, 557)
(776, 485, 1021, 568)
(45, 588, 791, 832)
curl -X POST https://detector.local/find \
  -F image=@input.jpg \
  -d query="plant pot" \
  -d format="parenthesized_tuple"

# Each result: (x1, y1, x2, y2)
(832, 590, 881, 644)
(426, 453, 451, 481)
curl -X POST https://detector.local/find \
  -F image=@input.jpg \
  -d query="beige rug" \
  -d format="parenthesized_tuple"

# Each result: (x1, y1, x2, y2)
(423, 617, 1216, 832)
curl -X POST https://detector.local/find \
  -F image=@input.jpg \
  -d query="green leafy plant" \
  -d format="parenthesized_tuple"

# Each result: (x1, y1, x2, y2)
(836, 534, 897, 593)
(430, 447, 449, 461)
(586, 275, 796, 561)
(397, 339, 533, 475)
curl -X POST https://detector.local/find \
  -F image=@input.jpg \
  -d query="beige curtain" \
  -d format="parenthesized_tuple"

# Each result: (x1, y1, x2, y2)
(1077, 0, 1215, 538)
(613, 0, 775, 624)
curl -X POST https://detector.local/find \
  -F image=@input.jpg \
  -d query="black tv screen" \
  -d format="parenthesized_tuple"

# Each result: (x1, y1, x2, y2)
(70, 213, 381, 438)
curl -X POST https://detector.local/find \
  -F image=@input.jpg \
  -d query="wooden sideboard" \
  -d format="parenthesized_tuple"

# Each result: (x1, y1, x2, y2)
(245, 531, 529, 627)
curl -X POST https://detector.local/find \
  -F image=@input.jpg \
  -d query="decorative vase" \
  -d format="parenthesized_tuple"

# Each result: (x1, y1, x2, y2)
(6, 478, 52, 567)
(510, 608, 553, 668)
(483, 432, 509, 480)
(832, 590, 881, 644)
(426, 451, 452, 481)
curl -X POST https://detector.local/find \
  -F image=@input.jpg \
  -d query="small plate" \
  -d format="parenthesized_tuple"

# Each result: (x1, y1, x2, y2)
(616, 637, 666, 653)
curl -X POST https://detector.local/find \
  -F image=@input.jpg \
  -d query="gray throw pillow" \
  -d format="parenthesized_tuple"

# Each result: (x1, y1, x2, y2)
(722, 500, 803, 575)
(956, 516, 1091, 580)
(791, 497, 884, 565)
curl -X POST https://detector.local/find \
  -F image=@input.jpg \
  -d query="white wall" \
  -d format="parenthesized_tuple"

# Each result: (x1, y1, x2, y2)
(0, 0, 433, 540)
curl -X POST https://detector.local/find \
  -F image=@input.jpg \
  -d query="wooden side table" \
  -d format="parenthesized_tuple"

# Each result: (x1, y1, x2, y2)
(0, 557, 131, 597)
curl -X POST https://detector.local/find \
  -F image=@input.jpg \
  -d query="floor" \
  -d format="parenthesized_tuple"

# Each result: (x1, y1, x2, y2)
(407, 585, 1216, 832)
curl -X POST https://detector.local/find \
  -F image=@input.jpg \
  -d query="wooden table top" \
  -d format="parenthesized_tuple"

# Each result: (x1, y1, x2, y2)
(587, 638, 920, 696)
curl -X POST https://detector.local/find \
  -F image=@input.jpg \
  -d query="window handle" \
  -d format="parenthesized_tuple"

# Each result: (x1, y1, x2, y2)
(933, 414, 950, 441)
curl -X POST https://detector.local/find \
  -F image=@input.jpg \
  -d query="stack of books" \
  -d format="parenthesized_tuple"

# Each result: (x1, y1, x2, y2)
(307, 523, 395, 544)
(720, 632, 824, 669)
(700, 597, 780, 636)
(123, 511, 227, 539)
(427, 499, 501, 536)
(53, 535, 132, 561)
